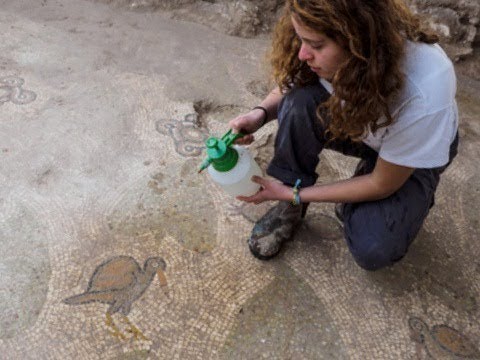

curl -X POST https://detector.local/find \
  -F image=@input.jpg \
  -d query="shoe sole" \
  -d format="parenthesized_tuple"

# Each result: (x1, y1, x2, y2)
(248, 246, 279, 261)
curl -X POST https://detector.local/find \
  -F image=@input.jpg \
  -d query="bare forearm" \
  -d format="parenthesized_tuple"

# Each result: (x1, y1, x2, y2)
(240, 157, 414, 205)
(298, 174, 397, 204)
(258, 87, 283, 123)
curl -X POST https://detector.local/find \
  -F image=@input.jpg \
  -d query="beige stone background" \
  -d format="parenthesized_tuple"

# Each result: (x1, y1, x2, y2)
(0, 0, 479, 359)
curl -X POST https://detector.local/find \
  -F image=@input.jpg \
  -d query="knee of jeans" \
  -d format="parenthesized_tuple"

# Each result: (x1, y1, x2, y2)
(347, 237, 399, 271)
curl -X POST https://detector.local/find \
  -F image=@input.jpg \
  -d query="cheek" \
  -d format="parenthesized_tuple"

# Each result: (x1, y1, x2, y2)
(311, 51, 326, 66)
(311, 45, 348, 72)
(325, 49, 347, 70)
(316, 51, 337, 70)
(333, 47, 349, 66)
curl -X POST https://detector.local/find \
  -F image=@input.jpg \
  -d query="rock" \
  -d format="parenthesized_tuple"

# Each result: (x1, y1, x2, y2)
(92, 0, 282, 37)
(170, 1, 260, 38)
(409, 0, 480, 61)
(169, 0, 283, 38)
(91, 0, 196, 10)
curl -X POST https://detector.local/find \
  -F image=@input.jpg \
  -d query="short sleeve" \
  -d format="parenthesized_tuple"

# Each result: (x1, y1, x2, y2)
(378, 101, 458, 169)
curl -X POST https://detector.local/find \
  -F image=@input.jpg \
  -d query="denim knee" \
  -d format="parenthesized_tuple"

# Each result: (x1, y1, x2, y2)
(347, 237, 402, 271)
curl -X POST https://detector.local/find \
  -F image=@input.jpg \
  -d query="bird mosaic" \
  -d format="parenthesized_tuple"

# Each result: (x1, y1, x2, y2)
(409, 317, 480, 359)
(63, 256, 167, 341)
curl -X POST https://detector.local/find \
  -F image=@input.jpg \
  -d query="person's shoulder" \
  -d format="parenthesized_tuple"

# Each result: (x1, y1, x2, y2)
(403, 40, 455, 85)
(405, 40, 451, 62)
(400, 40, 456, 113)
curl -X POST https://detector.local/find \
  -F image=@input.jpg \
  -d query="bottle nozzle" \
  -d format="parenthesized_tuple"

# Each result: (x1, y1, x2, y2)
(198, 158, 211, 173)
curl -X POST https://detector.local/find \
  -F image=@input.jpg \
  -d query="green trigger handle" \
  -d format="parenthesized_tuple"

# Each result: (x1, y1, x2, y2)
(222, 129, 244, 146)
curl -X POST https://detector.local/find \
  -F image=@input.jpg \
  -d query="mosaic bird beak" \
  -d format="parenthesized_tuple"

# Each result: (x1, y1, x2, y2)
(157, 269, 167, 287)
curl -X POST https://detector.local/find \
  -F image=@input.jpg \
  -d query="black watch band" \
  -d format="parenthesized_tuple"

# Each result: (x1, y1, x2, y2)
(252, 106, 268, 127)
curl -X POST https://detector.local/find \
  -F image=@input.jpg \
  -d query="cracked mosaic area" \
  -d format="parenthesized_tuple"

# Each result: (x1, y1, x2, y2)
(2, 79, 479, 358)
(220, 264, 348, 359)
(3, 101, 480, 358)
(0, 199, 51, 339)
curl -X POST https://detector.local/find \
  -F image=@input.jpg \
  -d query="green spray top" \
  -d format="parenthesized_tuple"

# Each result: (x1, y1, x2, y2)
(198, 129, 243, 173)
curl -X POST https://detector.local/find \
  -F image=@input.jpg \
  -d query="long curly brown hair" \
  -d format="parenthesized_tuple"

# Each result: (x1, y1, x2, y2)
(270, 0, 439, 141)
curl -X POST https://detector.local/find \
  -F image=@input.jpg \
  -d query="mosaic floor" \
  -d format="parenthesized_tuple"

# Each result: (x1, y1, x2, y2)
(1, 1, 479, 359)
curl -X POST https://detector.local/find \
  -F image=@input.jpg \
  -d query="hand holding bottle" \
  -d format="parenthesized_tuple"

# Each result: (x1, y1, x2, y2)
(228, 108, 266, 145)
(236, 176, 291, 204)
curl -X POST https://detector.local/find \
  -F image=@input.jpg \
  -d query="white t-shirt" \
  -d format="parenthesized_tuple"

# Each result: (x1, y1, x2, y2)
(320, 41, 458, 169)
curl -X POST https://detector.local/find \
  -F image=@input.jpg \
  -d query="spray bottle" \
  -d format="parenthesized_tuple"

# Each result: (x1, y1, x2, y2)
(198, 129, 262, 197)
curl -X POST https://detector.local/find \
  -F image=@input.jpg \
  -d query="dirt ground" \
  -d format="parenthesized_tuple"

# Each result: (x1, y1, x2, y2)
(0, 1, 479, 359)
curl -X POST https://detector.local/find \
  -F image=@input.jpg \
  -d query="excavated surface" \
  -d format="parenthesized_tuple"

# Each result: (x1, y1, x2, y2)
(1, 1, 479, 359)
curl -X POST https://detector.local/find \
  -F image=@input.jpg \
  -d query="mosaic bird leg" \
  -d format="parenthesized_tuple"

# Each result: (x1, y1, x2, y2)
(121, 315, 149, 341)
(105, 312, 126, 341)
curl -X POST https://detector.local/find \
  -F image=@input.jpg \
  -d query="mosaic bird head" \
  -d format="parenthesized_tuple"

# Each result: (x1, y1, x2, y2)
(145, 257, 167, 286)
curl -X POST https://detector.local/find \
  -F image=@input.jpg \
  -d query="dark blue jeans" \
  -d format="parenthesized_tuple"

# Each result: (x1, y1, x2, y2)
(267, 83, 459, 271)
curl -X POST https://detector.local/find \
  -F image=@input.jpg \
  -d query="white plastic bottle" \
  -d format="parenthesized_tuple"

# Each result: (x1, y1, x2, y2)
(208, 145, 262, 197)
(198, 131, 263, 197)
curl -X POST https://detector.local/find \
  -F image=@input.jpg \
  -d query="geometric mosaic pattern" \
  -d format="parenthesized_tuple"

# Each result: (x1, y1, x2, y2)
(0, 76, 36, 106)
